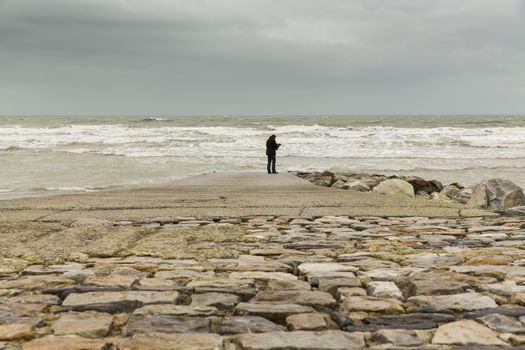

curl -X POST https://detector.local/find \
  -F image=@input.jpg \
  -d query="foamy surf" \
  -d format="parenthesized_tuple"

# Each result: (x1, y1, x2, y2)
(0, 115, 524, 196)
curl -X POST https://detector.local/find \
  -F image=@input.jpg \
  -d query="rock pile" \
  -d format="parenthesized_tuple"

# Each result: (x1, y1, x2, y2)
(295, 171, 525, 213)
(1, 214, 525, 349)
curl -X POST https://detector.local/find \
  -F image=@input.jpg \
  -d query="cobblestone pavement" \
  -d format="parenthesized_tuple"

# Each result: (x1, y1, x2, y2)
(2, 214, 525, 349)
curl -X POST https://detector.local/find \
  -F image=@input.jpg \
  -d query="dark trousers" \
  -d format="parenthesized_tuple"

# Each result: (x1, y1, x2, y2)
(267, 155, 276, 173)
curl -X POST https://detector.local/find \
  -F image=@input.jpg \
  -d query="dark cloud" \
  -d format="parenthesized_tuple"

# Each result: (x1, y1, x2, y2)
(0, 0, 524, 115)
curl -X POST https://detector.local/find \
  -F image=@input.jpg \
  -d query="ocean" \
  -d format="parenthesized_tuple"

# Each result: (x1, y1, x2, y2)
(1, 115, 524, 199)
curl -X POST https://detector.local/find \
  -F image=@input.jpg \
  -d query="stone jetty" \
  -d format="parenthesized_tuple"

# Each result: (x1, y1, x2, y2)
(1, 172, 524, 349)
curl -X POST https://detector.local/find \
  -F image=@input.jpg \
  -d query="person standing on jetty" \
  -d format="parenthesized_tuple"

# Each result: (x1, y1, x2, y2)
(266, 135, 281, 174)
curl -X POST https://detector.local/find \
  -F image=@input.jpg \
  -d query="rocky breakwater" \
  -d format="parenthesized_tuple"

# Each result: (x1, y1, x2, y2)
(296, 171, 525, 214)
(1, 214, 525, 348)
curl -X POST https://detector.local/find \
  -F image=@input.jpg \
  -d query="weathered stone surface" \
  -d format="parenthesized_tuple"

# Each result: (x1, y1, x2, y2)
(318, 278, 362, 295)
(373, 328, 423, 347)
(251, 291, 335, 307)
(373, 179, 415, 197)
(408, 292, 498, 312)
(187, 278, 254, 290)
(337, 287, 367, 299)
(432, 320, 507, 346)
(479, 313, 525, 333)
(441, 184, 462, 200)
(51, 312, 113, 338)
(22, 263, 85, 276)
(62, 291, 181, 313)
(234, 330, 366, 350)
(463, 306, 525, 319)
(155, 269, 215, 281)
(297, 263, 357, 275)
(286, 313, 327, 331)
(6, 293, 61, 306)
(346, 180, 371, 192)
(220, 316, 283, 334)
(119, 333, 223, 350)
(0, 323, 34, 340)
(234, 303, 313, 323)
(229, 271, 296, 281)
(405, 276, 471, 296)
(404, 253, 463, 267)
(404, 175, 442, 194)
(133, 304, 219, 316)
(306, 272, 358, 286)
(341, 296, 404, 314)
(345, 313, 455, 331)
(266, 279, 311, 291)
(191, 292, 239, 312)
(343, 257, 399, 270)
(366, 281, 403, 300)
(358, 267, 424, 281)
(22, 335, 112, 350)
(452, 264, 525, 278)
(469, 178, 525, 212)
(0, 276, 74, 290)
(125, 314, 209, 335)
(136, 277, 177, 289)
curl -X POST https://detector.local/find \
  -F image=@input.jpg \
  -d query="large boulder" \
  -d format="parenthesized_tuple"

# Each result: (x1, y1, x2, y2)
(373, 179, 415, 198)
(455, 186, 473, 204)
(440, 184, 462, 200)
(404, 176, 443, 194)
(306, 171, 335, 187)
(346, 180, 371, 192)
(331, 180, 349, 189)
(469, 179, 525, 212)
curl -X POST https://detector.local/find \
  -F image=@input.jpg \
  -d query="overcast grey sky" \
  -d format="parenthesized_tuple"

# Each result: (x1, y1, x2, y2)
(0, 0, 524, 116)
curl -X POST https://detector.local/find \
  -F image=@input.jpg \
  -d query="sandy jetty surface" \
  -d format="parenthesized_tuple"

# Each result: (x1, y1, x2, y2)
(3, 172, 525, 349)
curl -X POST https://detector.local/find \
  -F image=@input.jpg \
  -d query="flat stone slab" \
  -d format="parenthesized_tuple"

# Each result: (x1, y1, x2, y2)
(345, 313, 456, 331)
(405, 277, 471, 296)
(125, 314, 210, 335)
(373, 329, 424, 347)
(0, 276, 75, 290)
(22, 335, 112, 350)
(51, 312, 113, 338)
(366, 281, 403, 300)
(133, 304, 219, 317)
(234, 330, 366, 350)
(408, 292, 498, 312)
(432, 320, 508, 346)
(0, 323, 34, 341)
(119, 333, 223, 350)
(479, 313, 525, 333)
(191, 292, 239, 312)
(234, 303, 314, 324)
(250, 291, 335, 307)
(219, 316, 284, 334)
(286, 313, 327, 331)
(229, 272, 297, 281)
(297, 263, 357, 275)
(62, 291, 181, 313)
(341, 296, 404, 314)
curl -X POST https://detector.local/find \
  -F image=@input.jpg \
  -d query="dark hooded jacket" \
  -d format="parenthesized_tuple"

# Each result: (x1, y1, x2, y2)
(266, 136, 280, 156)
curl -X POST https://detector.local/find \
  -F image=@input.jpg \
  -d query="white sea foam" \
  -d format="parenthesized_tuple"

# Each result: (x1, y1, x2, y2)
(0, 116, 524, 194)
